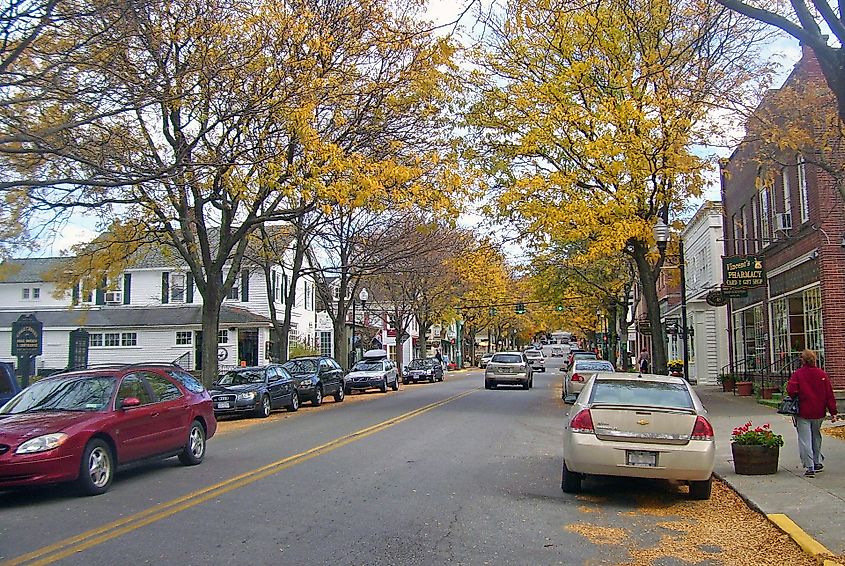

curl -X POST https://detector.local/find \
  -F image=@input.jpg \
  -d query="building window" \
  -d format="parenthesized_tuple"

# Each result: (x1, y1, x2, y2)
(170, 273, 186, 303)
(226, 282, 239, 300)
(749, 195, 758, 253)
(33, 288, 40, 299)
(121, 332, 137, 347)
(804, 287, 824, 367)
(22, 288, 29, 299)
(89, 333, 103, 347)
(320, 331, 332, 357)
(798, 154, 809, 223)
(176, 331, 192, 345)
(741, 206, 748, 255)
(760, 185, 770, 245)
(782, 168, 792, 216)
(218, 330, 229, 344)
(104, 333, 120, 347)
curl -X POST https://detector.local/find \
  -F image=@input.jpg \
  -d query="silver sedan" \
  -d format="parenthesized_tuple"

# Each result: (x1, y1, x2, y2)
(561, 373, 715, 500)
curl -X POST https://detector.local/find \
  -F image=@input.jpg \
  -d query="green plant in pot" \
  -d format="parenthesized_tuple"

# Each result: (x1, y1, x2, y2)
(718, 372, 737, 392)
(731, 421, 783, 475)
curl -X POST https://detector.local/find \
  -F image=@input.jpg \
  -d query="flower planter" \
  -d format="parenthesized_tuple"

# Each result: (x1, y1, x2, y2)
(760, 386, 779, 400)
(731, 443, 779, 475)
(721, 378, 736, 392)
(735, 381, 753, 396)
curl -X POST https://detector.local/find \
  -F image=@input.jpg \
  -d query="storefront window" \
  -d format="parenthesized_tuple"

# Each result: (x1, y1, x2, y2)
(734, 305, 766, 370)
(804, 287, 825, 367)
(771, 297, 790, 370)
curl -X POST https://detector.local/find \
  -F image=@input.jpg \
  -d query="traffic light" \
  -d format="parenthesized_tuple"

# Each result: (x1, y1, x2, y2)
(555, 304, 564, 312)
(515, 303, 526, 314)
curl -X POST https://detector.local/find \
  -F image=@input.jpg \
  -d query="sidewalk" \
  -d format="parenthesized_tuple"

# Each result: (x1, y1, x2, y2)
(698, 385, 845, 557)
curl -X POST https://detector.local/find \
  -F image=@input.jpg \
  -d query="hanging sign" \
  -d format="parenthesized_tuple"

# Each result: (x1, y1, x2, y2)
(723, 255, 765, 289)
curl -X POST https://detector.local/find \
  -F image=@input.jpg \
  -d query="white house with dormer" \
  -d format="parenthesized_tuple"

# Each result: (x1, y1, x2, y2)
(0, 243, 319, 374)
(664, 201, 729, 384)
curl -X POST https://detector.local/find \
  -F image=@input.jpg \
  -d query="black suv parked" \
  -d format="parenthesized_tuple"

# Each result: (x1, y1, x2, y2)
(282, 356, 345, 406)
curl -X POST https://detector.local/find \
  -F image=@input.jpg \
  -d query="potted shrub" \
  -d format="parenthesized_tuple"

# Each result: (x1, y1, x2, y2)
(718, 372, 736, 392)
(735, 380, 754, 396)
(667, 359, 683, 377)
(731, 421, 783, 475)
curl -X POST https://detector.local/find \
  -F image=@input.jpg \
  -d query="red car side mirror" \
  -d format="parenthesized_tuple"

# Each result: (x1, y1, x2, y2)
(120, 397, 141, 409)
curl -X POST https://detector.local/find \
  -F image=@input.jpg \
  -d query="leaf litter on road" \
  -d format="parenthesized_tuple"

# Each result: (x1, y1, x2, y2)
(564, 479, 818, 566)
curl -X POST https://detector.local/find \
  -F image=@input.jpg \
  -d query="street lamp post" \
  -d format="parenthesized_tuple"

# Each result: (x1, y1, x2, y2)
(653, 219, 689, 381)
(350, 287, 369, 368)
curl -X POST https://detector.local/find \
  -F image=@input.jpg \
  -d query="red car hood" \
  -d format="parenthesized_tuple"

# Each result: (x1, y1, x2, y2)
(0, 411, 98, 443)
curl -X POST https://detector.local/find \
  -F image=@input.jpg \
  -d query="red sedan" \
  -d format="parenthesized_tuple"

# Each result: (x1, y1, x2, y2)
(0, 364, 216, 495)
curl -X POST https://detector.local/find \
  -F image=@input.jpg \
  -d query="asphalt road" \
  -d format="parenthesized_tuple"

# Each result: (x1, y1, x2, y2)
(0, 350, 734, 566)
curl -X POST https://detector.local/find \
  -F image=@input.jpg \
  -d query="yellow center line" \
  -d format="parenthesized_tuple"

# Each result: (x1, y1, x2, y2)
(3, 388, 479, 566)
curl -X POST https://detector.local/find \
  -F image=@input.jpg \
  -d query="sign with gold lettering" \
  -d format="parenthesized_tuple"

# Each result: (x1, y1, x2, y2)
(11, 314, 42, 356)
(723, 255, 765, 289)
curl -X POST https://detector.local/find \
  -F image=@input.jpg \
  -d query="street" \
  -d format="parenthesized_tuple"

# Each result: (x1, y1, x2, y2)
(0, 354, 816, 566)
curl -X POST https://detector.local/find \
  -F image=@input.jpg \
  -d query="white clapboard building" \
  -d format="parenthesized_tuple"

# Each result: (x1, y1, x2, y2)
(0, 245, 319, 374)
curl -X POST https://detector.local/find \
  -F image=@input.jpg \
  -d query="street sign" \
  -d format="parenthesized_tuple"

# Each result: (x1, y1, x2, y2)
(723, 255, 765, 289)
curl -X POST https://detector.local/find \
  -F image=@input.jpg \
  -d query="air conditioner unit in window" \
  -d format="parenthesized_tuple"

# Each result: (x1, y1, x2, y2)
(775, 212, 792, 232)
(104, 290, 122, 304)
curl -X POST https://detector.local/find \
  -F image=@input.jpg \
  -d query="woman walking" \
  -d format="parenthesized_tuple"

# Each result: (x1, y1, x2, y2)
(786, 350, 838, 477)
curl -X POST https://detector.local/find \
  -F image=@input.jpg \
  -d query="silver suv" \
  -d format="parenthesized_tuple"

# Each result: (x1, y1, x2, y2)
(485, 352, 533, 390)
(524, 349, 546, 373)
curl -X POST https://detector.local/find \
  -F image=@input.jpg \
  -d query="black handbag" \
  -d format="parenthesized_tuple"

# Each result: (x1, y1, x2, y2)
(777, 395, 799, 416)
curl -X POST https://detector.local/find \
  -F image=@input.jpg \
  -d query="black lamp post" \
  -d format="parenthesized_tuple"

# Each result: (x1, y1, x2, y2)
(350, 287, 369, 367)
(653, 219, 689, 381)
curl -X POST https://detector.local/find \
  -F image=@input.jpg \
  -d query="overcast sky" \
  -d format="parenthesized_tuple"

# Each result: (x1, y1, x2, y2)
(43, 2, 802, 257)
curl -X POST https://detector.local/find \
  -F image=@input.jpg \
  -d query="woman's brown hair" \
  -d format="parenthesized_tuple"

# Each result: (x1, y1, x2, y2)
(800, 349, 817, 367)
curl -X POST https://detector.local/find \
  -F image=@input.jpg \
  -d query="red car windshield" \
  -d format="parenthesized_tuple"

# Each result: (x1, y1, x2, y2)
(1, 376, 116, 414)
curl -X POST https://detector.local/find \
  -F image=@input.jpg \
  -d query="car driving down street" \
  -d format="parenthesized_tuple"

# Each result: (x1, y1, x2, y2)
(403, 358, 444, 384)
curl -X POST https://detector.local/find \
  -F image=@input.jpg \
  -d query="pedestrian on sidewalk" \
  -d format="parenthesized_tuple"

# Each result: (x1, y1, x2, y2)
(637, 348, 650, 373)
(786, 349, 838, 477)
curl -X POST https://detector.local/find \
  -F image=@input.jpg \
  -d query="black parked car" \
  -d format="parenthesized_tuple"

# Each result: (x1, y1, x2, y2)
(403, 358, 444, 384)
(209, 365, 299, 418)
(282, 356, 345, 406)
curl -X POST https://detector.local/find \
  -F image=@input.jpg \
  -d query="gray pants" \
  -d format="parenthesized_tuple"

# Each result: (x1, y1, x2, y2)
(795, 417, 824, 470)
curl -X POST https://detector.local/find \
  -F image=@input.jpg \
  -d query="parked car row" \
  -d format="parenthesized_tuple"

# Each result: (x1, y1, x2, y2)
(0, 349, 448, 497)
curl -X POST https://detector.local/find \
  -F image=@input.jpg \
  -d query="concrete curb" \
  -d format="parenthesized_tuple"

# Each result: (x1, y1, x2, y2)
(716, 472, 844, 566)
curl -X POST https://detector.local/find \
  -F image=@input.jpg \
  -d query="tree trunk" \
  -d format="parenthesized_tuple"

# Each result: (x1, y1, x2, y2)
(200, 285, 224, 387)
(608, 304, 619, 366)
(630, 240, 667, 374)
(333, 314, 351, 370)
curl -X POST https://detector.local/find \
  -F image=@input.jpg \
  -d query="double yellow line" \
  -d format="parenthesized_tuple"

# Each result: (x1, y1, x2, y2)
(3, 388, 478, 566)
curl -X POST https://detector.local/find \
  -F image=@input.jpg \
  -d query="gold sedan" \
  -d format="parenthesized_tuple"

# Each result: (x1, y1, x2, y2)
(561, 373, 715, 499)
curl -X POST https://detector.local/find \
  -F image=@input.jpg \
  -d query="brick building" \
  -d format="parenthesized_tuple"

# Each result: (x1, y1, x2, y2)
(720, 46, 845, 388)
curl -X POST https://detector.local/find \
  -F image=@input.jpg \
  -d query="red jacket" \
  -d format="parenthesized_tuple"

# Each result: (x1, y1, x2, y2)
(787, 366, 837, 420)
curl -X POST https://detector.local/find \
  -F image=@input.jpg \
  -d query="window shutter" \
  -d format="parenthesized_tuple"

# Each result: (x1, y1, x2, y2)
(282, 273, 288, 304)
(95, 277, 106, 305)
(241, 270, 249, 302)
(186, 273, 194, 303)
(161, 272, 170, 304)
(72, 284, 79, 306)
(123, 273, 132, 304)
(271, 271, 277, 301)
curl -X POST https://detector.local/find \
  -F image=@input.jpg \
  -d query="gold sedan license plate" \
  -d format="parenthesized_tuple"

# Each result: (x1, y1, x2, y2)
(626, 450, 657, 467)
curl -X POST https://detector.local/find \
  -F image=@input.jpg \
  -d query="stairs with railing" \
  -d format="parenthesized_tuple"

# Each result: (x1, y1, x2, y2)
(719, 355, 800, 395)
